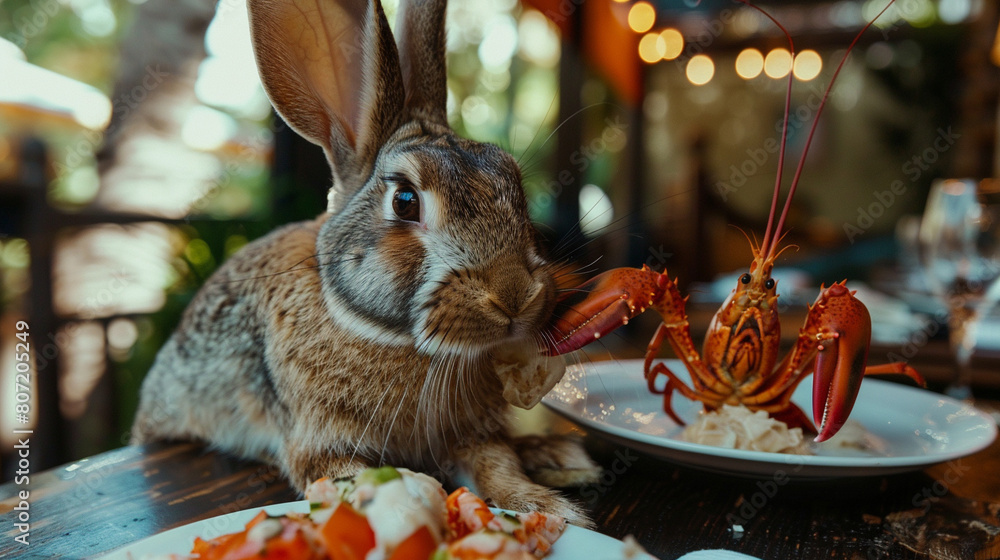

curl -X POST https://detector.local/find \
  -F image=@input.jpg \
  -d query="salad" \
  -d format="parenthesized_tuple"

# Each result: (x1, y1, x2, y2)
(151, 466, 566, 560)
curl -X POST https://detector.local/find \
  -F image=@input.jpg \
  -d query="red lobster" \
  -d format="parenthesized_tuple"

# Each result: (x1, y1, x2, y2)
(543, 0, 924, 442)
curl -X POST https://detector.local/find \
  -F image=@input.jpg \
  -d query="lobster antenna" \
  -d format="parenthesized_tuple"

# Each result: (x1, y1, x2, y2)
(766, 0, 897, 259)
(731, 0, 795, 259)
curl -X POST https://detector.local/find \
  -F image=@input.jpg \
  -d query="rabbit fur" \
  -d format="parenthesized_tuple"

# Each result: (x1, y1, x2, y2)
(133, 0, 600, 526)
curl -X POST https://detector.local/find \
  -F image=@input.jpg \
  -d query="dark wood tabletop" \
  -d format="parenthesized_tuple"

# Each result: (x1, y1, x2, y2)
(2, 400, 999, 560)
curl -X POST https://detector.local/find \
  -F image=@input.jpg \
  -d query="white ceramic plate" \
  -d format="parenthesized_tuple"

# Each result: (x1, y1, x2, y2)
(542, 359, 998, 479)
(98, 501, 655, 560)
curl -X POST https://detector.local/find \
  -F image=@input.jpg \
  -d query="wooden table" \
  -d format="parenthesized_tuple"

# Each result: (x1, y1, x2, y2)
(2, 402, 999, 560)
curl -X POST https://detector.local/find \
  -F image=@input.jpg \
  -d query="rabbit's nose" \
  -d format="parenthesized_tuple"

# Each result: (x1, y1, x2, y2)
(487, 296, 517, 324)
(490, 265, 536, 317)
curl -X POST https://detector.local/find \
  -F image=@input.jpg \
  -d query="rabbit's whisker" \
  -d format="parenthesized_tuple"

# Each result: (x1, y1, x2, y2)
(553, 255, 604, 279)
(351, 381, 394, 466)
(514, 94, 558, 170)
(380, 385, 407, 467)
(548, 189, 694, 264)
(517, 102, 620, 174)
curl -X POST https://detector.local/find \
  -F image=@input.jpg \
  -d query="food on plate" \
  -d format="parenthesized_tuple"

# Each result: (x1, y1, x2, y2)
(147, 466, 568, 559)
(682, 405, 874, 455)
(682, 405, 809, 454)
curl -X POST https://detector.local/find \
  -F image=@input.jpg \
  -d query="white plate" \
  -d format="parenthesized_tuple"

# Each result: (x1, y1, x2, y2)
(542, 359, 998, 479)
(98, 501, 655, 560)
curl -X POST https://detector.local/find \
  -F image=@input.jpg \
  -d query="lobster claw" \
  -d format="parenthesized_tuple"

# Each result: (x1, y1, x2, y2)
(543, 266, 669, 356)
(809, 282, 871, 443)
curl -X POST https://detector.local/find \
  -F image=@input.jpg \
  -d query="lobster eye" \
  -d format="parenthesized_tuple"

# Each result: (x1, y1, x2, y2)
(392, 186, 421, 222)
(765, 278, 775, 290)
(740, 273, 752, 285)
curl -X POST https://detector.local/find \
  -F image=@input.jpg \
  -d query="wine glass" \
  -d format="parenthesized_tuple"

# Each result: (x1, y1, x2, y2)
(918, 178, 1000, 400)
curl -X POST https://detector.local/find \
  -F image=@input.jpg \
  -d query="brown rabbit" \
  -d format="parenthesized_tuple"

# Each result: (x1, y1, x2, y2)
(133, 0, 599, 525)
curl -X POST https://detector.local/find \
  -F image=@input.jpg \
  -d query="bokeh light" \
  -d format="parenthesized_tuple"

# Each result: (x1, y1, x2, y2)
(898, 0, 937, 27)
(638, 33, 666, 63)
(764, 48, 793, 79)
(181, 105, 238, 151)
(660, 28, 684, 60)
(579, 184, 614, 237)
(793, 50, 823, 81)
(478, 15, 519, 71)
(628, 2, 656, 33)
(686, 55, 715, 86)
(866, 42, 894, 70)
(939, 0, 972, 24)
(518, 10, 560, 68)
(863, 0, 902, 29)
(735, 48, 764, 79)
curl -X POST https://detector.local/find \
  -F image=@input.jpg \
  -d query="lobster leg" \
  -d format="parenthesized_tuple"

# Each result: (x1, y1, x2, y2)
(859, 362, 925, 385)
(645, 362, 716, 425)
(763, 402, 814, 434)
(644, 322, 732, 399)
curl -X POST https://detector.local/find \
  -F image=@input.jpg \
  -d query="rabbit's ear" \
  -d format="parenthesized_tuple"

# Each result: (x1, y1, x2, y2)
(395, 0, 448, 125)
(248, 0, 404, 208)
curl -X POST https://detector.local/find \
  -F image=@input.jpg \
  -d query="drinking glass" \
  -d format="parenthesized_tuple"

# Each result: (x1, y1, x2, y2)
(918, 178, 1000, 400)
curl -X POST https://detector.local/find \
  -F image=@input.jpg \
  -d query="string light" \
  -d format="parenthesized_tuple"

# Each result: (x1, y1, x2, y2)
(793, 50, 823, 81)
(638, 33, 666, 63)
(628, 2, 656, 33)
(660, 28, 684, 60)
(764, 48, 793, 79)
(735, 48, 764, 79)
(686, 55, 715, 86)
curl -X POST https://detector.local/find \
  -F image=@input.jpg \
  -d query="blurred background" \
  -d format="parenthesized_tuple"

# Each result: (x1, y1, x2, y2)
(1, 0, 997, 480)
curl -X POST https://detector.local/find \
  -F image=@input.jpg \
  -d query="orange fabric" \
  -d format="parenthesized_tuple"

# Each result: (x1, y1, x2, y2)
(583, 0, 641, 105)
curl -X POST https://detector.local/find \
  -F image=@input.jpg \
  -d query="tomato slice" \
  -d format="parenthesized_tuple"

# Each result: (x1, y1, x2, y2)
(258, 523, 322, 560)
(190, 513, 263, 559)
(319, 503, 377, 560)
(387, 526, 438, 560)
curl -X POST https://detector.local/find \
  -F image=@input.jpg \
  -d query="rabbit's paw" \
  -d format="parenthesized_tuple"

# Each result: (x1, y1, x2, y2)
(485, 483, 593, 529)
(459, 440, 593, 528)
(284, 448, 370, 493)
(513, 434, 601, 488)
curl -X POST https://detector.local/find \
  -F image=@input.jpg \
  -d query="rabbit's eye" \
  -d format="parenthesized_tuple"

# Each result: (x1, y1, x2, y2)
(392, 186, 421, 222)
